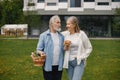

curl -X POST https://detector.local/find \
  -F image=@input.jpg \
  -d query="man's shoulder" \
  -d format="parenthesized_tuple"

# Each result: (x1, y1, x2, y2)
(40, 30, 49, 36)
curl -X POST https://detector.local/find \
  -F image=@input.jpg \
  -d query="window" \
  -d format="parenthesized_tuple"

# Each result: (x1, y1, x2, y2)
(97, 2, 109, 5)
(24, 28, 27, 33)
(59, 0, 67, 2)
(47, 3, 56, 6)
(70, 0, 81, 7)
(38, 0, 44, 3)
(112, 0, 120, 2)
(28, 3, 35, 6)
(84, 0, 95, 2)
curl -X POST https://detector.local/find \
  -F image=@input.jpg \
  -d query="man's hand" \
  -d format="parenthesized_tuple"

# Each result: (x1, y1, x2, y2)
(37, 51, 46, 56)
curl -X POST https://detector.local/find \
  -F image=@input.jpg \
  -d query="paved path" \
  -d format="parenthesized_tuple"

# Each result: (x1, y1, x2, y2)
(90, 37, 120, 40)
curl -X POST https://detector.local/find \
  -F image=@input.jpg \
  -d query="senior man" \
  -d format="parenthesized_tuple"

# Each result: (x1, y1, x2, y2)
(36, 15, 64, 80)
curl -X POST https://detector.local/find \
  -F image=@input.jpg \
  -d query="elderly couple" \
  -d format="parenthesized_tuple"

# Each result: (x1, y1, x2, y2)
(36, 15, 92, 80)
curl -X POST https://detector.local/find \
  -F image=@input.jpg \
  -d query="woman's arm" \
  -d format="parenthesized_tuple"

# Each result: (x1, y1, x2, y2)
(80, 31, 92, 59)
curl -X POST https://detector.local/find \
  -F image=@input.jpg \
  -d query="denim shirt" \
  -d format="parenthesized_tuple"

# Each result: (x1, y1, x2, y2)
(36, 29, 64, 71)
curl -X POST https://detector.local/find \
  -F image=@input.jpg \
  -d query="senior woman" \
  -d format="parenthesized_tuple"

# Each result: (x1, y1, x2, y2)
(62, 16, 92, 80)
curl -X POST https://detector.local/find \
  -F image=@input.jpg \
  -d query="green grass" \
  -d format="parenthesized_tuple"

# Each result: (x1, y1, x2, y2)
(0, 35, 24, 38)
(0, 35, 17, 38)
(0, 39, 120, 80)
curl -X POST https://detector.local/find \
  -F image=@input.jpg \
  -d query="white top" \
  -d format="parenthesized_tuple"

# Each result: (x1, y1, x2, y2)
(65, 33, 79, 61)
(62, 30, 92, 68)
(51, 32, 60, 65)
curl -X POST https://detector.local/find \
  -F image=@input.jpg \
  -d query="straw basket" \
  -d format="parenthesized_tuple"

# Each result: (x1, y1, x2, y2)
(31, 52, 46, 66)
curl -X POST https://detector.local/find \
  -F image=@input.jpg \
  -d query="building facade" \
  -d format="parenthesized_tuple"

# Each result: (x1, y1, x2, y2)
(23, 0, 120, 37)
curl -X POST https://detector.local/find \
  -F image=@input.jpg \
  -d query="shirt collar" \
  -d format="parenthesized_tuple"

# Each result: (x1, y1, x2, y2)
(46, 29, 61, 35)
(46, 29, 51, 35)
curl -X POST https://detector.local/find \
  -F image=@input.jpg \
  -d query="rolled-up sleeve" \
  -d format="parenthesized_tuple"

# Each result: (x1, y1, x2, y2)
(36, 34, 44, 52)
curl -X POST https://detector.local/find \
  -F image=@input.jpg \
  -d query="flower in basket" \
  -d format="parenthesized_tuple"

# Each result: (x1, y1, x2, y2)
(31, 51, 46, 66)
(64, 40, 71, 50)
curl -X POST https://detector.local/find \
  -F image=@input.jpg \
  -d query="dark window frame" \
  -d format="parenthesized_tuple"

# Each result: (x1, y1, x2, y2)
(84, 0, 95, 2)
(38, 0, 44, 3)
(112, 0, 120, 2)
(47, 3, 57, 6)
(97, 2, 109, 6)
(59, 0, 67, 2)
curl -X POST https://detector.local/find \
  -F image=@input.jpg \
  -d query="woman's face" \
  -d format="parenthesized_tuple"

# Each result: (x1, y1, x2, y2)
(66, 20, 75, 32)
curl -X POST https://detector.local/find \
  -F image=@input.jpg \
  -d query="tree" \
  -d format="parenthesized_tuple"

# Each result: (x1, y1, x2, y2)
(112, 8, 120, 37)
(12, 0, 26, 24)
(1, 0, 14, 24)
(25, 15, 41, 35)
(0, 0, 41, 36)
(0, 1, 3, 27)
(0, 0, 41, 25)
(25, 15, 41, 28)
(0, 0, 25, 28)
(115, 8, 120, 15)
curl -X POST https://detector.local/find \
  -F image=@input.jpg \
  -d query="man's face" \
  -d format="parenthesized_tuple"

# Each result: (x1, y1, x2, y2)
(52, 19, 61, 32)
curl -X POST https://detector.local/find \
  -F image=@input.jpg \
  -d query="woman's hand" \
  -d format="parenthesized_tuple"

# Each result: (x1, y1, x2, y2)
(64, 40, 71, 51)
(64, 45, 70, 51)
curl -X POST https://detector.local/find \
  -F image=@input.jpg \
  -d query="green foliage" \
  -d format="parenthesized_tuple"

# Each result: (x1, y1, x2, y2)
(112, 16, 120, 32)
(112, 8, 120, 36)
(0, 1, 3, 27)
(0, 0, 25, 27)
(25, 15, 41, 28)
(115, 8, 120, 15)
(28, 3, 35, 6)
(0, 39, 120, 80)
(0, 0, 41, 28)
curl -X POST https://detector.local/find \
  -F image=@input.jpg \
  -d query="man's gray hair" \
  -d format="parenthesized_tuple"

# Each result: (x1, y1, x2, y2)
(49, 15, 60, 27)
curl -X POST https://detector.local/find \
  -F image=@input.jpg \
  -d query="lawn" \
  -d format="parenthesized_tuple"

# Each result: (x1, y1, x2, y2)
(0, 39, 120, 80)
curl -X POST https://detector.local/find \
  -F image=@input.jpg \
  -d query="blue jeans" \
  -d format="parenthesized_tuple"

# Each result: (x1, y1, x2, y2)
(66, 59, 85, 80)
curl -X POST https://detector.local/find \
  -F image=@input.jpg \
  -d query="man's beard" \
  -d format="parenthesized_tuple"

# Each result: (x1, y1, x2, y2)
(53, 26, 61, 32)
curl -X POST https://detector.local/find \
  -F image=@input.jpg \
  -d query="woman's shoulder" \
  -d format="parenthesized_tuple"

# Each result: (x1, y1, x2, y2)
(80, 30, 88, 36)
(61, 30, 69, 36)
(80, 30, 85, 34)
(79, 30, 89, 39)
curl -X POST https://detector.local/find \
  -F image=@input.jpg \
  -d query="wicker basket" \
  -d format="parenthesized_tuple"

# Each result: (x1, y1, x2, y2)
(31, 52, 46, 66)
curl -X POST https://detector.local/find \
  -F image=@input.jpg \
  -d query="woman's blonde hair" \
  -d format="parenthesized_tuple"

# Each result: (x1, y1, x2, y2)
(67, 16, 80, 33)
